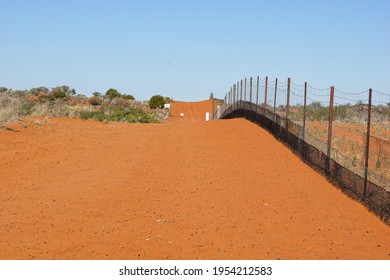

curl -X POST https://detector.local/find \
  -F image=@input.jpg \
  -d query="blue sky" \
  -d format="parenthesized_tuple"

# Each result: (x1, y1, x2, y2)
(1, 0, 389, 101)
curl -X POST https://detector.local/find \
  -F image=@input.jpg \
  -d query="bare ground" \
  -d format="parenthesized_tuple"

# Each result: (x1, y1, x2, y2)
(0, 100, 389, 259)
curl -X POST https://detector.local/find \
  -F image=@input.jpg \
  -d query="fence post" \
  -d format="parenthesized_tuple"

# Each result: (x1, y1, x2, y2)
(240, 79, 243, 108)
(225, 93, 227, 114)
(326, 86, 335, 176)
(302, 82, 307, 140)
(256, 76, 259, 110)
(250, 77, 253, 105)
(233, 84, 236, 111)
(363, 88, 372, 200)
(273, 78, 278, 121)
(264, 76, 268, 115)
(237, 81, 239, 110)
(231, 86, 233, 111)
(286, 77, 291, 134)
(244, 78, 247, 102)
(228, 88, 230, 113)
(230, 86, 232, 109)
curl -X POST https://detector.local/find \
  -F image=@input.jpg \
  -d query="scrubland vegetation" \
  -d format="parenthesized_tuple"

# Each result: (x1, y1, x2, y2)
(0, 86, 172, 129)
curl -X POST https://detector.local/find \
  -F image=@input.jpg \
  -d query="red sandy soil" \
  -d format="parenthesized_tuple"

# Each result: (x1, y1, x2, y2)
(0, 100, 389, 260)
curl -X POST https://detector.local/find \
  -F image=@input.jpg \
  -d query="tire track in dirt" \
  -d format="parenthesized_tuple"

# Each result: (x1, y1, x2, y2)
(0, 100, 389, 259)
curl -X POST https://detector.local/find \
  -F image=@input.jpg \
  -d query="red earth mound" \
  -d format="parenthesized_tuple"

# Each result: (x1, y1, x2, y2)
(0, 101, 389, 259)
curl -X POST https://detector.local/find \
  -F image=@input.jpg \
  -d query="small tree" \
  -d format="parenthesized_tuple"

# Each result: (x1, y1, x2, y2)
(51, 85, 76, 99)
(105, 88, 121, 100)
(149, 95, 165, 109)
(92, 92, 102, 97)
(29, 87, 49, 96)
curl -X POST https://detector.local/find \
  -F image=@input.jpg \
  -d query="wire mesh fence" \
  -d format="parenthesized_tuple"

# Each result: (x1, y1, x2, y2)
(213, 76, 390, 224)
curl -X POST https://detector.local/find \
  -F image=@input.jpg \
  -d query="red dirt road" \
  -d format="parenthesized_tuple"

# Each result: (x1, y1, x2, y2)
(0, 100, 389, 259)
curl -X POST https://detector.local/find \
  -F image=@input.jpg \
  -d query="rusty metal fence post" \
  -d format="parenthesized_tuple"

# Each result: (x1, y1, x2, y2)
(250, 77, 253, 106)
(264, 76, 268, 115)
(302, 82, 307, 140)
(286, 77, 291, 136)
(240, 79, 243, 108)
(237, 81, 239, 111)
(326, 86, 335, 175)
(256, 76, 259, 111)
(273, 78, 278, 121)
(363, 88, 372, 200)
(228, 89, 230, 111)
(244, 78, 247, 103)
(233, 84, 236, 111)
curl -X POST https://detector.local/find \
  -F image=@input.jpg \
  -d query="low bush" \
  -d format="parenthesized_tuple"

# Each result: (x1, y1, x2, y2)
(88, 96, 103, 106)
(122, 94, 135, 100)
(78, 105, 159, 123)
(149, 95, 164, 109)
(38, 93, 55, 102)
(21, 100, 37, 116)
(105, 88, 121, 100)
(110, 97, 127, 107)
(0, 95, 22, 129)
(79, 110, 106, 121)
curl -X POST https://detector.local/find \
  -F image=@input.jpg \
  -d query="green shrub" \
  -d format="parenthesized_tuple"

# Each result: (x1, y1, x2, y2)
(29, 87, 49, 96)
(52, 89, 66, 99)
(79, 110, 105, 121)
(88, 96, 103, 106)
(122, 94, 135, 100)
(306, 102, 329, 121)
(38, 93, 55, 102)
(139, 114, 159, 123)
(334, 105, 347, 120)
(21, 100, 36, 115)
(105, 88, 121, 100)
(149, 95, 164, 109)
(78, 105, 159, 123)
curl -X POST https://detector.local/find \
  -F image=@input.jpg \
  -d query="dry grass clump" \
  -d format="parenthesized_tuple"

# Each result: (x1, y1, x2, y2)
(0, 95, 22, 129)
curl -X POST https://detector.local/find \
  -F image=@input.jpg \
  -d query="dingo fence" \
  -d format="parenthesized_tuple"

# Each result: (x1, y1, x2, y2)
(213, 76, 390, 224)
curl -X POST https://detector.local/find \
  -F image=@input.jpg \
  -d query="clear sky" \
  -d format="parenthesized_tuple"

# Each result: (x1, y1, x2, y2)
(1, 0, 389, 101)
